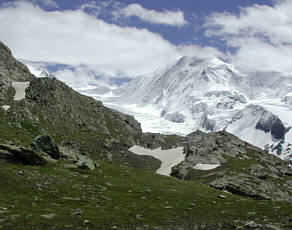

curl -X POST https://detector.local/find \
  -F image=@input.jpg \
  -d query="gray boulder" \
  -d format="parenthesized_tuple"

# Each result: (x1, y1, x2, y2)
(32, 135, 60, 159)
(59, 145, 96, 171)
(76, 155, 95, 171)
(0, 142, 48, 165)
(170, 130, 292, 202)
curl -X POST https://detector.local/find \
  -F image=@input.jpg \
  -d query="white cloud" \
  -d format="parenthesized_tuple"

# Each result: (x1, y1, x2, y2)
(114, 3, 187, 27)
(29, 0, 58, 8)
(79, 1, 122, 17)
(53, 66, 108, 89)
(0, 1, 217, 84)
(205, 0, 292, 73)
(42, 0, 58, 8)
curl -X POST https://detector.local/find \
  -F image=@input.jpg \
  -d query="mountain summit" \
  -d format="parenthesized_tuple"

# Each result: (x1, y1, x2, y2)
(103, 55, 292, 161)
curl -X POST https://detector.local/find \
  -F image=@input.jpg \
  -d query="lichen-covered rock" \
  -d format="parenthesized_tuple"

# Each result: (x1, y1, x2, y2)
(0, 142, 48, 165)
(209, 175, 291, 201)
(170, 130, 292, 202)
(76, 155, 95, 171)
(59, 145, 96, 171)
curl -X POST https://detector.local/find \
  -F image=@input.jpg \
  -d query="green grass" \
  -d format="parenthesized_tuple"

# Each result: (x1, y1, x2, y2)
(0, 161, 291, 230)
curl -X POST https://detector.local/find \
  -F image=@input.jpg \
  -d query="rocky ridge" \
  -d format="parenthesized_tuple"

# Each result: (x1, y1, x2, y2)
(171, 130, 292, 202)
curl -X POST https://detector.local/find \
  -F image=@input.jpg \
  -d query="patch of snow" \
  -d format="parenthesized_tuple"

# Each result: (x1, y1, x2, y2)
(193, 163, 220, 170)
(129, 145, 184, 176)
(12, 82, 30, 100)
(1, 105, 10, 111)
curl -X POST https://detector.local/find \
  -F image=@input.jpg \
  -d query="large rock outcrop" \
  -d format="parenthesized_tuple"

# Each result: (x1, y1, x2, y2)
(171, 131, 292, 202)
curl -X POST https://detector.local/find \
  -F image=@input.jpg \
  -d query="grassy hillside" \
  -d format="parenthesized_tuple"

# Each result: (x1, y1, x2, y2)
(0, 161, 292, 230)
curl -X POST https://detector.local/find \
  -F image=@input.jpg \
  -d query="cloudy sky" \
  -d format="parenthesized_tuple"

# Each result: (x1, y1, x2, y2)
(0, 0, 291, 88)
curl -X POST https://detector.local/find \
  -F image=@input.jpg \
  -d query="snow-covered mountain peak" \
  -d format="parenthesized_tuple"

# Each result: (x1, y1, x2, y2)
(172, 56, 236, 80)
(83, 55, 292, 161)
(107, 55, 248, 132)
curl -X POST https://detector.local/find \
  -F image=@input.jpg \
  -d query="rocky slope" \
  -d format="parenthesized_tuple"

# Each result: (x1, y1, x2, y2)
(0, 41, 161, 171)
(171, 130, 292, 202)
(0, 41, 34, 103)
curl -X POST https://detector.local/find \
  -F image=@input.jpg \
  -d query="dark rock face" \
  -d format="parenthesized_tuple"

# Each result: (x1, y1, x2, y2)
(199, 113, 215, 131)
(255, 111, 287, 140)
(170, 130, 292, 202)
(32, 135, 60, 159)
(165, 113, 186, 123)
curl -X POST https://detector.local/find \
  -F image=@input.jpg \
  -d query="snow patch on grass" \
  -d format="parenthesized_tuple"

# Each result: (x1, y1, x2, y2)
(129, 145, 184, 176)
(12, 82, 30, 100)
(1, 105, 10, 111)
(193, 163, 220, 170)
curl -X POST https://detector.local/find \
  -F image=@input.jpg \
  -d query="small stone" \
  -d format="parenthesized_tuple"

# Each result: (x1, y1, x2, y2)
(136, 214, 143, 219)
(264, 224, 282, 230)
(190, 203, 195, 207)
(40, 213, 57, 219)
(72, 208, 82, 216)
(106, 182, 113, 187)
(244, 221, 258, 229)
(62, 197, 81, 201)
(84, 219, 90, 225)
(18, 171, 24, 176)
(212, 201, 217, 204)
(101, 195, 111, 201)
(218, 194, 227, 199)
(145, 188, 152, 193)
(112, 226, 118, 229)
